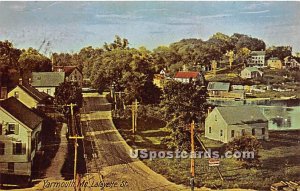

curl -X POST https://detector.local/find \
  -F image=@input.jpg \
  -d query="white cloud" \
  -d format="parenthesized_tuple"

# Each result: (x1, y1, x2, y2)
(9, 3, 27, 12)
(240, 10, 270, 14)
(95, 14, 143, 20)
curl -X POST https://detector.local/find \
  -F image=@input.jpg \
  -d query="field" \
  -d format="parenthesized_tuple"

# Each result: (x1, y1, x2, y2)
(113, 117, 170, 150)
(114, 118, 300, 190)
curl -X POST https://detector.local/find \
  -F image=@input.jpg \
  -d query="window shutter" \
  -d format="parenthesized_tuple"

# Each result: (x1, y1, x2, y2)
(22, 143, 26, 155)
(4, 122, 8, 134)
(13, 142, 16, 155)
(15, 124, 19, 135)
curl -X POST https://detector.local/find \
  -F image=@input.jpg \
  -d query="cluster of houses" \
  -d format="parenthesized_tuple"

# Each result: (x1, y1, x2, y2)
(153, 69, 270, 143)
(152, 50, 282, 143)
(248, 50, 300, 70)
(0, 66, 82, 183)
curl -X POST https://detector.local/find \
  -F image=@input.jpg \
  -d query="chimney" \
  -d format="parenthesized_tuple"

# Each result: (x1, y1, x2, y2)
(19, 78, 23, 85)
(207, 106, 212, 115)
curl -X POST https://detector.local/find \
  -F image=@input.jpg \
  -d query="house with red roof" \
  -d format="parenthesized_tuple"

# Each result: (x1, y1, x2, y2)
(174, 71, 204, 84)
(53, 66, 83, 87)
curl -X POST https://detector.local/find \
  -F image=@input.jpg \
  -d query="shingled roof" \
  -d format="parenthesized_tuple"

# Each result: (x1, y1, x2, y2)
(243, 67, 263, 73)
(251, 51, 265, 56)
(216, 106, 268, 125)
(18, 84, 50, 102)
(31, 72, 65, 87)
(53, 66, 82, 76)
(0, 97, 43, 130)
(174, 71, 200, 78)
(207, 82, 230, 91)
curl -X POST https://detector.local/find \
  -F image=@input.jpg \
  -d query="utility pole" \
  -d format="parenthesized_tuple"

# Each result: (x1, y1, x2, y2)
(66, 103, 84, 191)
(190, 120, 195, 191)
(131, 99, 139, 142)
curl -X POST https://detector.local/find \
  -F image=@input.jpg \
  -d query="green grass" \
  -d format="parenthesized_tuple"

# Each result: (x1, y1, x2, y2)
(114, 116, 300, 190)
(113, 117, 170, 150)
(142, 130, 300, 190)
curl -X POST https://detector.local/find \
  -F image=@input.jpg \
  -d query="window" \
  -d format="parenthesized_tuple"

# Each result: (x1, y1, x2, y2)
(47, 89, 51, 94)
(241, 129, 245, 136)
(8, 162, 14, 173)
(0, 142, 4, 155)
(0, 123, 2, 135)
(13, 142, 26, 155)
(14, 91, 19, 98)
(220, 130, 223, 137)
(262, 128, 265, 135)
(231, 130, 235, 138)
(7, 124, 19, 135)
(209, 127, 211, 133)
(215, 115, 217, 121)
(252, 129, 255, 136)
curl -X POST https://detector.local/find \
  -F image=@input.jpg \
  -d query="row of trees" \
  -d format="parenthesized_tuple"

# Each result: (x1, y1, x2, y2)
(0, 41, 51, 88)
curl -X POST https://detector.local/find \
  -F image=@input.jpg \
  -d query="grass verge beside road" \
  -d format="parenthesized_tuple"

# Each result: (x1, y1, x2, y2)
(114, 117, 300, 190)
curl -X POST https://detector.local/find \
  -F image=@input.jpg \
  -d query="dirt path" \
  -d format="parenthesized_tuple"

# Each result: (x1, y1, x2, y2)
(44, 123, 68, 180)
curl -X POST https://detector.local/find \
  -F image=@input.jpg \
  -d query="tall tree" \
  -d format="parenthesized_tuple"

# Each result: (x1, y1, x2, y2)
(19, 48, 52, 72)
(0, 40, 22, 87)
(161, 80, 207, 150)
(54, 81, 83, 115)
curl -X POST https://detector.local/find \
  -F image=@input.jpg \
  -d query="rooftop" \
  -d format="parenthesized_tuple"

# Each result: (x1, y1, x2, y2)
(174, 71, 200, 79)
(251, 51, 265, 56)
(268, 57, 280, 61)
(216, 106, 268, 125)
(0, 97, 43, 130)
(207, 82, 230, 91)
(243, 67, 262, 73)
(31, 72, 65, 87)
(17, 84, 50, 102)
(53, 66, 81, 76)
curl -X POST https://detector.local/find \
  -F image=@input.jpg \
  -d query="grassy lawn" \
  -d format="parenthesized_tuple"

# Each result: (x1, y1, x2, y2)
(113, 116, 170, 150)
(143, 130, 300, 190)
(114, 117, 300, 190)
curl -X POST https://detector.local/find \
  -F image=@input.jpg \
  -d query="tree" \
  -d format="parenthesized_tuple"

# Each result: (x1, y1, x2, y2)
(236, 47, 251, 64)
(139, 79, 162, 104)
(91, 42, 155, 104)
(226, 135, 262, 168)
(0, 40, 22, 87)
(161, 80, 207, 150)
(266, 46, 292, 60)
(152, 46, 181, 71)
(54, 81, 83, 116)
(18, 48, 52, 72)
(233, 34, 266, 51)
(103, 35, 129, 51)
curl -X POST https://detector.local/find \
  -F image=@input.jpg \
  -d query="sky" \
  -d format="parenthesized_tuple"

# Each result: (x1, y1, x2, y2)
(0, 1, 300, 54)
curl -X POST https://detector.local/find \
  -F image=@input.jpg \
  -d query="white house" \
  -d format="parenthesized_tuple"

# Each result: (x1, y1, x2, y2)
(241, 67, 263, 79)
(0, 97, 43, 180)
(174, 71, 204, 84)
(205, 106, 269, 143)
(31, 72, 65, 97)
(249, 51, 266, 68)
